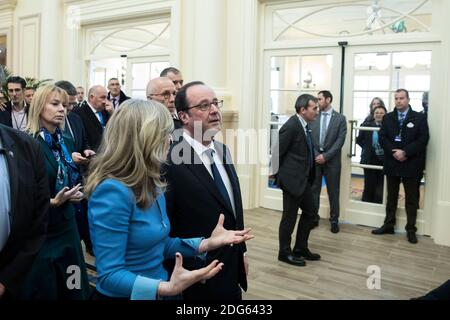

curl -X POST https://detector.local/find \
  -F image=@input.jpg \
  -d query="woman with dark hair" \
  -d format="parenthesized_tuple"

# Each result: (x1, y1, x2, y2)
(357, 105, 388, 204)
(364, 97, 385, 123)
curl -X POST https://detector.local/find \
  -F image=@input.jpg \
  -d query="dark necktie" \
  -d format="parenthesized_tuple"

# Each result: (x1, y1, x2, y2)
(305, 124, 314, 170)
(206, 149, 234, 214)
(399, 112, 406, 128)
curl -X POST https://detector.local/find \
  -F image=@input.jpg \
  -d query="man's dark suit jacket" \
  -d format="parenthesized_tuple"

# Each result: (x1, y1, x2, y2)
(274, 115, 315, 198)
(107, 90, 130, 108)
(379, 107, 429, 178)
(0, 102, 29, 128)
(65, 112, 91, 154)
(0, 124, 50, 298)
(73, 101, 110, 152)
(173, 118, 183, 131)
(164, 138, 247, 300)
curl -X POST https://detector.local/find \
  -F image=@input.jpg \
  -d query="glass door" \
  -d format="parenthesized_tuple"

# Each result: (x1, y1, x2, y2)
(260, 47, 342, 210)
(126, 57, 169, 99)
(342, 44, 435, 234)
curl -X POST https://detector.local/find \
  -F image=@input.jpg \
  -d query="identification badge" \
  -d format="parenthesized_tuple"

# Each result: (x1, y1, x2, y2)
(395, 135, 402, 142)
(407, 122, 414, 128)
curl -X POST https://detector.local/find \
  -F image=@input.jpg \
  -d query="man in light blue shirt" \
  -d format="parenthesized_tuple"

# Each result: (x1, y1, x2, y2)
(0, 138, 11, 252)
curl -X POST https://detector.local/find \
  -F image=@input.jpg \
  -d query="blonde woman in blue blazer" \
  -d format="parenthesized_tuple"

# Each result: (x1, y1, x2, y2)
(85, 99, 253, 300)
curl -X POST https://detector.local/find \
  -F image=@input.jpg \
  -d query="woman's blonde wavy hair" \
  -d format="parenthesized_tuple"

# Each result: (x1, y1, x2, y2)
(85, 99, 174, 209)
(26, 85, 66, 135)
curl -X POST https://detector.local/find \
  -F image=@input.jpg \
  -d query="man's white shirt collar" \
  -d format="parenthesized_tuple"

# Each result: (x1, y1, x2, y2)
(296, 114, 308, 132)
(183, 131, 216, 162)
(87, 101, 99, 115)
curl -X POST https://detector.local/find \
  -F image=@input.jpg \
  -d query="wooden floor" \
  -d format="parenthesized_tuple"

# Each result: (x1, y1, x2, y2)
(83, 207, 450, 300)
(242, 207, 450, 300)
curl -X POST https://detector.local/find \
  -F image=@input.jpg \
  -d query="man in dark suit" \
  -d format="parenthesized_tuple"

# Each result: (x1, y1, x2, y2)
(0, 76, 29, 131)
(73, 85, 112, 152)
(372, 89, 429, 244)
(0, 124, 50, 299)
(55, 81, 94, 160)
(107, 78, 130, 109)
(164, 81, 248, 300)
(146, 77, 182, 131)
(310, 90, 347, 233)
(273, 94, 321, 267)
(55, 80, 95, 256)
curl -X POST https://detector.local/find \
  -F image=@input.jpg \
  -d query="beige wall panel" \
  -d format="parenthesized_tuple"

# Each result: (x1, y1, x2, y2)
(17, 14, 40, 77)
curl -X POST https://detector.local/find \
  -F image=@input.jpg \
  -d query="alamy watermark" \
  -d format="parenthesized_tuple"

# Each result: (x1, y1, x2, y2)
(366, 265, 381, 290)
(169, 122, 280, 175)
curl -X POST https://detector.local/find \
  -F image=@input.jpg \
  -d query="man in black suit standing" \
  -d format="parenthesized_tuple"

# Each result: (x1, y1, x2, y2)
(273, 94, 321, 267)
(372, 89, 429, 244)
(73, 85, 112, 152)
(165, 81, 248, 300)
(107, 78, 130, 109)
(0, 124, 50, 299)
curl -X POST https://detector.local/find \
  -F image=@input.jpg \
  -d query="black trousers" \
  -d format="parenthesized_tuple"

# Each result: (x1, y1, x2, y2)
(385, 176, 420, 232)
(279, 184, 316, 255)
(74, 199, 93, 251)
(362, 169, 384, 204)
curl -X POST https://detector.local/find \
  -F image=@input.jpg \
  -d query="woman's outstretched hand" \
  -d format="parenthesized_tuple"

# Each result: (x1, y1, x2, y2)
(157, 253, 224, 297)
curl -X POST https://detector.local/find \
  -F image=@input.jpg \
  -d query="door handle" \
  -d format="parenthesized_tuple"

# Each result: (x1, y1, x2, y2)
(348, 120, 358, 158)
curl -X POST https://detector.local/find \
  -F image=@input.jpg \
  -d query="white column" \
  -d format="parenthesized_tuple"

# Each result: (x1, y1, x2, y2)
(427, 0, 450, 246)
(62, 1, 83, 85)
(181, 0, 227, 90)
(39, 0, 63, 80)
(226, 0, 259, 209)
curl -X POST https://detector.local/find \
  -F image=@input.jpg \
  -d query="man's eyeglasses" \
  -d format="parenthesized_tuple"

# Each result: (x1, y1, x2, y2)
(185, 100, 224, 112)
(147, 91, 177, 100)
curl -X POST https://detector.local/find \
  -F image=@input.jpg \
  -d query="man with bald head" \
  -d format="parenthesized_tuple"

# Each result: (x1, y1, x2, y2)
(73, 85, 113, 151)
(147, 77, 182, 130)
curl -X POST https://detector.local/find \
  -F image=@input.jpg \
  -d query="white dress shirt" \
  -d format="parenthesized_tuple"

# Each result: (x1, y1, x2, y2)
(182, 132, 236, 215)
(296, 113, 309, 135)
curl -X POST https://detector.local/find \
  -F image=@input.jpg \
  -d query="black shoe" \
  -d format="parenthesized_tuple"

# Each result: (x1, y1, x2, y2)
(372, 225, 395, 235)
(278, 253, 306, 266)
(331, 223, 340, 234)
(407, 232, 418, 244)
(293, 248, 321, 261)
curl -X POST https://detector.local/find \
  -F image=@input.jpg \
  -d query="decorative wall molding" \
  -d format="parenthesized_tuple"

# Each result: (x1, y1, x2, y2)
(63, 0, 173, 26)
(0, 0, 17, 11)
(17, 13, 40, 77)
(0, 0, 15, 28)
